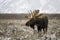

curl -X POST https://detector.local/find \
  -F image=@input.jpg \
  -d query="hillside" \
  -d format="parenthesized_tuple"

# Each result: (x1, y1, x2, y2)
(0, 14, 60, 19)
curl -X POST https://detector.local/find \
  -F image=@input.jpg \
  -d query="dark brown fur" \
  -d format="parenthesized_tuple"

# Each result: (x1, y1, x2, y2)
(25, 14, 48, 33)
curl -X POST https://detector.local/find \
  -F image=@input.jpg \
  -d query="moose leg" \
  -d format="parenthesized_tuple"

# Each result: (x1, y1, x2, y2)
(30, 25, 35, 29)
(37, 26, 43, 37)
(31, 26, 34, 29)
(43, 26, 48, 34)
(45, 25, 48, 34)
(43, 28, 46, 34)
(37, 26, 42, 32)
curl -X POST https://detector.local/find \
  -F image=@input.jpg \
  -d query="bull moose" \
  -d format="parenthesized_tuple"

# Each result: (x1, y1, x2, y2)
(25, 10, 48, 34)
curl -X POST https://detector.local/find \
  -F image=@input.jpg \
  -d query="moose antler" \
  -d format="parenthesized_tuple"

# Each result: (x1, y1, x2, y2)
(25, 10, 32, 18)
(25, 9, 39, 19)
(31, 9, 39, 18)
(29, 9, 39, 18)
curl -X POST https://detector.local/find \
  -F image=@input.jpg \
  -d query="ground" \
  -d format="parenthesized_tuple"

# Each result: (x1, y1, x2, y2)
(0, 18, 60, 40)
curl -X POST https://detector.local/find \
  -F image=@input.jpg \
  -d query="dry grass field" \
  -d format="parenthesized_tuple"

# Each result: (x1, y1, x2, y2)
(0, 14, 60, 40)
